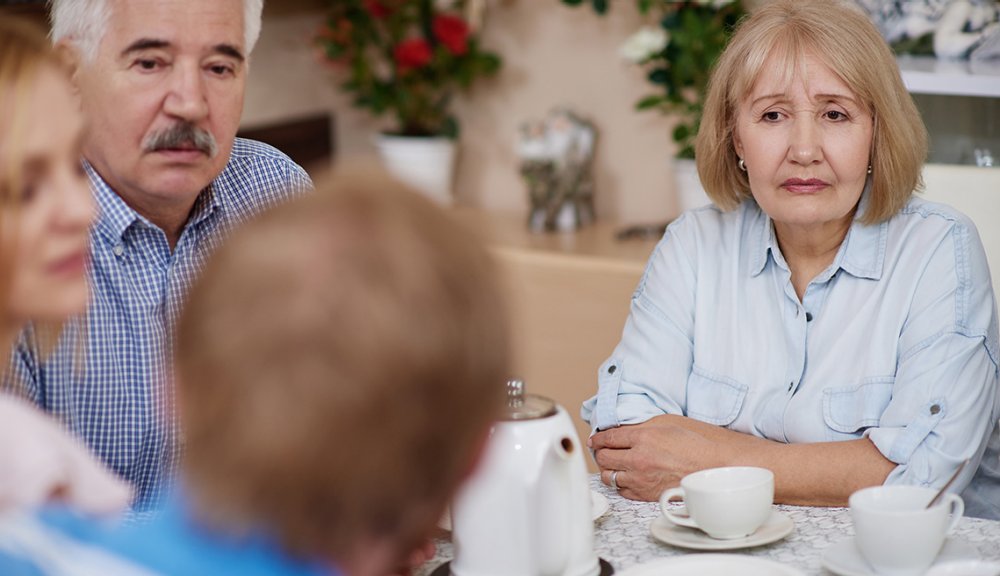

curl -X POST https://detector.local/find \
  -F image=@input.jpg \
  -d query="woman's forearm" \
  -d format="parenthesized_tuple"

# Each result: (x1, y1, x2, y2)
(667, 415, 895, 506)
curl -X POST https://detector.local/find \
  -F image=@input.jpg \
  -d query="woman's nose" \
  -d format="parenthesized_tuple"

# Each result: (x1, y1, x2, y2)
(787, 119, 823, 166)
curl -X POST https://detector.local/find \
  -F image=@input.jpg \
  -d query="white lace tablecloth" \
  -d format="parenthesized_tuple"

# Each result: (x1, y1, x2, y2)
(419, 475, 1000, 575)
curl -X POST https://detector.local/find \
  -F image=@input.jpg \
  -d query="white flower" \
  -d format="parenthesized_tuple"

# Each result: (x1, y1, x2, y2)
(619, 26, 669, 63)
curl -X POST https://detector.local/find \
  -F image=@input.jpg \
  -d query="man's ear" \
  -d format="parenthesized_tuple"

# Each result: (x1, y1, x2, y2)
(53, 41, 83, 96)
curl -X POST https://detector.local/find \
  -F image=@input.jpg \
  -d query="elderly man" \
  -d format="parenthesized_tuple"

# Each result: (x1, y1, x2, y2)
(5, 0, 311, 510)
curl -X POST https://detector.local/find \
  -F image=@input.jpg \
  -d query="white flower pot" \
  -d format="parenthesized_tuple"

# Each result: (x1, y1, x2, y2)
(674, 157, 711, 213)
(375, 134, 457, 206)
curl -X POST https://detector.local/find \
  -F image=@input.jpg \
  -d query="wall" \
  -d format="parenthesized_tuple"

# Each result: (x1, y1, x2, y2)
(244, 2, 684, 224)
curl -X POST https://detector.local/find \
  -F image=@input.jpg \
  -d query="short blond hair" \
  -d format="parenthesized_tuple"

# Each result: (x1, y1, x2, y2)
(696, 0, 927, 224)
(0, 18, 62, 212)
(0, 19, 73, 370)
(175, 166, 509, 565)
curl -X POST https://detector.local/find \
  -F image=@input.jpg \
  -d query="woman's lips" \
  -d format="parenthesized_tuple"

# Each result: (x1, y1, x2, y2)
(48, 251, 87, 277)
(781, 178, 829, 193)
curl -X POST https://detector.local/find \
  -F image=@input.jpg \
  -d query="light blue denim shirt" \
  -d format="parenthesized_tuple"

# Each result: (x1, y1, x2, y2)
(582, 196, 1000, 518)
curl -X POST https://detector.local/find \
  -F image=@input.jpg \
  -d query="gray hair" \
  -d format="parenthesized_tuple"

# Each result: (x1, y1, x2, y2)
(48, 0, 264, 62)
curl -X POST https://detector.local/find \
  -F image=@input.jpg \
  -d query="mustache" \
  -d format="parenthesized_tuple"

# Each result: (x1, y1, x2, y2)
(142, 123, 219, 158)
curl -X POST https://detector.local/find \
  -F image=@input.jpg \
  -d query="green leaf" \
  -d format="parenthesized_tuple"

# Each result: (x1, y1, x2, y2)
(672, 123, 690, 143)
(441, 116, 460, 138)
(591, 0, 608, 15)
(647, 68, 668, 85)
(561, 0, 584, 5)
(636, 95, 667, 110)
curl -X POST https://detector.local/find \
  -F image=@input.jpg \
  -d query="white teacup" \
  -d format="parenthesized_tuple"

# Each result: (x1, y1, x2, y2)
(849, 485, 964, 576)
(659, 466, 774, 539)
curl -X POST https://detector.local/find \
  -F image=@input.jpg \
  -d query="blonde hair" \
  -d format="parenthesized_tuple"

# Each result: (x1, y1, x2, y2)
(696, 0, 927, 224)
(0, 19, 72, 373)
(176, 167, 510, 564)
(0, 18, 59, 215)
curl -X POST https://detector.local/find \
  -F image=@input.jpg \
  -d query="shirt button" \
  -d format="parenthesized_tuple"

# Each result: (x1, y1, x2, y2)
(113, 244, 124, 256)
(608, 365, 617, 375)
(788, 381, 794, 392)
(930, 404, 941, 415)
(806, 312, 813, 322)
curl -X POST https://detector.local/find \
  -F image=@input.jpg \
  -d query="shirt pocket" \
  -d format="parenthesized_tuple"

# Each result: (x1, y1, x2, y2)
(685, 366, 749, 426)
(822, 378, 894, 441)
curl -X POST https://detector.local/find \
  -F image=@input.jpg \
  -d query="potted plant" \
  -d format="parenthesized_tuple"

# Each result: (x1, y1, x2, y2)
(561, 0, 744, 210)
(316, 0, 502, 204)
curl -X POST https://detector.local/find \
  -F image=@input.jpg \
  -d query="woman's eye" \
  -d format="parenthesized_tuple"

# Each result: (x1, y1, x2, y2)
(762, 111, 781, 122)
(19, 184, 37, 204)
(825, 110, 847, 121)
(135, 59, 159, 71)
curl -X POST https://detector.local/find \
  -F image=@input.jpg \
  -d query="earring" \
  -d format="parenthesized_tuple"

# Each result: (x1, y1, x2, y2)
(867, 164, 872, 175)
(738, 158, 747, 172)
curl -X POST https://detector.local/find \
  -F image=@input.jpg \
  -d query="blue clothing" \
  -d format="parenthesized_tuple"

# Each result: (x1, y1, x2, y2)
(4, 139, 312, 511)
(582, 196, 1000, 518)
(0, 496, 334, 576)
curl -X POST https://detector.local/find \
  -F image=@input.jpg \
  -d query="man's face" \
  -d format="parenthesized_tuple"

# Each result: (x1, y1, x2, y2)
(74, 0, 247, 218)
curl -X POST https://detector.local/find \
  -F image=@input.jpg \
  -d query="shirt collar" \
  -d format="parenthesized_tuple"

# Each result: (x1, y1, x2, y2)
(86, 160, 223, 245)
(746, 189, 886, 281)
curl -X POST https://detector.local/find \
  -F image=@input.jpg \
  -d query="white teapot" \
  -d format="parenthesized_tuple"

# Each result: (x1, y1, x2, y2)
(450, 380, 601, 576)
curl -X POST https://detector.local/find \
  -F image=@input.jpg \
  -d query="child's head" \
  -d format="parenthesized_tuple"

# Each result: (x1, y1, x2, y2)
(175, 166, 509, 573)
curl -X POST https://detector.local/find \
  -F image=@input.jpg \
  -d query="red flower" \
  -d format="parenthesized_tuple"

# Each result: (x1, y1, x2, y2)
(432, 14, 469, 56)
(364, 0, 391, 19)
(394, 38, 433, 72)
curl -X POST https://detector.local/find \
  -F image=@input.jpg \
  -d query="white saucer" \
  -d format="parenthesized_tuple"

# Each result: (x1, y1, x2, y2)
(821, 537, 978, 576)
(926, 560, 1000, 575)
(616, 553, 805, 576)
(649, 509, 794, 550)
(590, 490, 610, 521)
(438, 490, 609, 531)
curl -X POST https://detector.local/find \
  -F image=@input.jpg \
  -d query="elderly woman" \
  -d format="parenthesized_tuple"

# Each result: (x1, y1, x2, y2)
(0, 18, 130, 514)
(583, 0, 1000, 518)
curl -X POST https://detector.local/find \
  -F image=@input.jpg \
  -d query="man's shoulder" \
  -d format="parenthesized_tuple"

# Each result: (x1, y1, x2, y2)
(228, 137, 300, 166)
(213, 138, 313, 217)
(222, 137, 311, 184)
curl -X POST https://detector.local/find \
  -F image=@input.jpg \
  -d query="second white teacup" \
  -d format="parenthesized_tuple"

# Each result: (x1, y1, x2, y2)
(659, 466, 774, 539)
(850, 485, 964, 576)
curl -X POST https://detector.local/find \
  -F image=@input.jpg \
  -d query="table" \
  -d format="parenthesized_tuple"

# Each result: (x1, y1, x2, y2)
(419, 475, 1000, 575)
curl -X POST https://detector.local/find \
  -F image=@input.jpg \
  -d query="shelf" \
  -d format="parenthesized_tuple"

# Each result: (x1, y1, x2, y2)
(898, 55, 1000, 98)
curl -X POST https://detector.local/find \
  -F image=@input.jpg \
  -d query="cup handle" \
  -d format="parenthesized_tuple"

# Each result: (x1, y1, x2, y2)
(943, 493, 964, 535)
(659, 487, 698, 529)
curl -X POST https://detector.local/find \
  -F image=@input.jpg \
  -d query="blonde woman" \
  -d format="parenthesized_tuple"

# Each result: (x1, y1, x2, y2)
(585, 0, 999, 517)
(0, 18, 129, 514)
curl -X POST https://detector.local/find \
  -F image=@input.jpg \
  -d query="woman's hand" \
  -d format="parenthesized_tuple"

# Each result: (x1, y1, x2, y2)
(0, 396, 131, 514)
(589, 414, 735, 501)
(590, 414, 895, 506)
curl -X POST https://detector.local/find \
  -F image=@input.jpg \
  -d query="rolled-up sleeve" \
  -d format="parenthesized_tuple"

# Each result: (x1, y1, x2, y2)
(582, 220, 698, 431)
(869, 215, 1000, 491)
(869, 332, 998, 489)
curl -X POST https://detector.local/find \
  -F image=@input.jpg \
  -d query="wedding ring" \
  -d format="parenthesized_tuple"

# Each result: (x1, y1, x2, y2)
(610, 470, 620, 492)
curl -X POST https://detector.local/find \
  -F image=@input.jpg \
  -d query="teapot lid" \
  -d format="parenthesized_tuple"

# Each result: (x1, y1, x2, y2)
(503, 379, 557, 420)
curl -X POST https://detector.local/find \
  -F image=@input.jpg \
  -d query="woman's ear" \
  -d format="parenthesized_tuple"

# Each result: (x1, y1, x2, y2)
(732, 129, 744, 159)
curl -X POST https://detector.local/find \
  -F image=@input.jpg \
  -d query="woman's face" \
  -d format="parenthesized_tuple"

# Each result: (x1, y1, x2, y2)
(0, 66, 93, 324)
(733, 51, 873, 235)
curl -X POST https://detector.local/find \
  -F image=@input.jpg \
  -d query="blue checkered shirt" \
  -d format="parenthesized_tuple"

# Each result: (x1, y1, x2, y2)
(5, 138, 312, 511)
